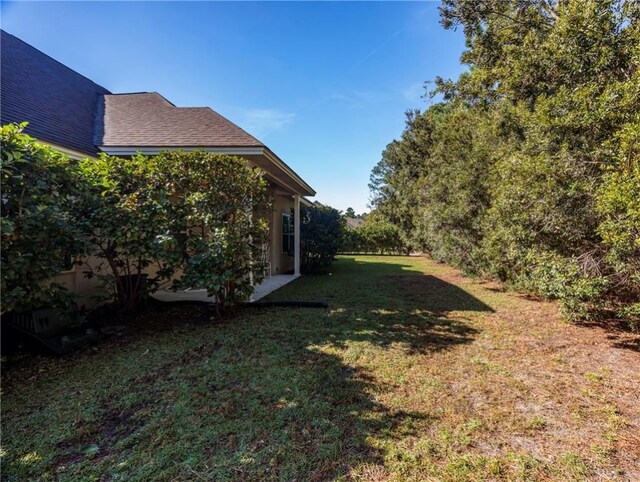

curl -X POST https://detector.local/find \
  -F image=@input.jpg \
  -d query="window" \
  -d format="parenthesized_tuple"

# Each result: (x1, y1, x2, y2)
(60, 252, 74, 272)
(282, 212, 294, 255)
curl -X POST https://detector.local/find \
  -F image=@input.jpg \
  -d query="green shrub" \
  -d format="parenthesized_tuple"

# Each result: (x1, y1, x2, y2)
(596, 122, 640, 320)
(617, 304, 640, 332)
(517, 250, 609, 321)
(339, 221, 408, 255)
(300, 205, 344, 273)
(1, 129, 271, 316)
(154, 151, 269, 313)
(1, 123, 89, 313)
(361, 222, 407, 255)
(339, 228, 368, 254)
(75, 151, 269, 314)
(76, 154, 177, 311)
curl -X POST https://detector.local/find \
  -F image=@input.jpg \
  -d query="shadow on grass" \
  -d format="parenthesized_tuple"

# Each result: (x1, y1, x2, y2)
(326, 308, 480, 356)
(584, 318, 640, 352)
(390, 273, 494, 314)
(2, 256, 490, 480)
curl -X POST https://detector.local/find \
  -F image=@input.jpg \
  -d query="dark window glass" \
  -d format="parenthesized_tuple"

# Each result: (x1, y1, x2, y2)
(282, 213, 294, 255)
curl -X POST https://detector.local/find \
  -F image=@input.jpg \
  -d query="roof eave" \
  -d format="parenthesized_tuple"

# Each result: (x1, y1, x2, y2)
(97, 145, 316, 197)
(262, 147, 316, 197)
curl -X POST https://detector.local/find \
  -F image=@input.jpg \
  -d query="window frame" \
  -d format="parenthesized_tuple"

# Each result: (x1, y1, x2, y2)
(282, 212, 294, 255)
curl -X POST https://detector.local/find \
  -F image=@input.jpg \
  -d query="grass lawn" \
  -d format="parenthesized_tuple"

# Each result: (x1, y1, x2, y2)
(2, 255, 639, 481)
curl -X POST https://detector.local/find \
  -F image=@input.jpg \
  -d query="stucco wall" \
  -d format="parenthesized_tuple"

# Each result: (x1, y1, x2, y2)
(53, 257, 106, 309)
(270, 194, 295, 275)
(54, 255, 182, 309)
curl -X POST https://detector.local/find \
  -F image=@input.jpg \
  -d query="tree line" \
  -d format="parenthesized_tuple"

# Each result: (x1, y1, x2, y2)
(369, 0, 639, 328)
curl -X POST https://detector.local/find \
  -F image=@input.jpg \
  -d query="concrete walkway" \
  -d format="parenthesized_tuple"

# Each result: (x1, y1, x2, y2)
(150, 274, 300, 304)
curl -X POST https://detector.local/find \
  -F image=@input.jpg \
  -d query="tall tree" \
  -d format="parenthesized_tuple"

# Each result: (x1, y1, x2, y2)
(370, 0, 640, 324)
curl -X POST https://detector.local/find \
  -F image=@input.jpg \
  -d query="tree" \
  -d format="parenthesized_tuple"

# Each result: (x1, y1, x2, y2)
(300, 205, 344, 273)
(369, 108, 444, 251)
(344, 207, 357, 218)
(76, 154, 178, 312)
(370, 0, 640, 325)
(413, 104, 494, 272)
(596, 120, 640, 329)
(1, 123, 89, 313)
(153, 151, 269, 314)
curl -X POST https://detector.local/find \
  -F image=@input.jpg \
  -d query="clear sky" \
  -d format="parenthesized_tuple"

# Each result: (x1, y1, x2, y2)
(1, 1, 467, 213)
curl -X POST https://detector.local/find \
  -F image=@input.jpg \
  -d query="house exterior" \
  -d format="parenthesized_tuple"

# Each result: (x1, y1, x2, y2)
(0, 30, 315, 304)
(345, 217, 365, 230)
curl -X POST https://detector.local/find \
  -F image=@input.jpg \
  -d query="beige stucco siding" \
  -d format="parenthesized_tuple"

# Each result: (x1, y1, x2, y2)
(54, 258, 105, 309)
(270, 194, 295, 275)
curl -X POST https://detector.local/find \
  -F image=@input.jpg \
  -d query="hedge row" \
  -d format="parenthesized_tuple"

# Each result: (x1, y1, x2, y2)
(1, 123, 268, 315)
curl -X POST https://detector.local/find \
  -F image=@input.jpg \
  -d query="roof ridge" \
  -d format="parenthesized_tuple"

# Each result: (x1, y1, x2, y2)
(105, 92, 152, 96)
(93, 95, 106, 147)
(105, 91, 176, 107)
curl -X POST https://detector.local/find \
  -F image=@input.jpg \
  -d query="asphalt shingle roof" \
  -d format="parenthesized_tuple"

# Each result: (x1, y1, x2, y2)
(1, 30, 111, 155)
(345, 217, 365, 229)
(1, 30, 262, 152)
(98, 92, 263, 148)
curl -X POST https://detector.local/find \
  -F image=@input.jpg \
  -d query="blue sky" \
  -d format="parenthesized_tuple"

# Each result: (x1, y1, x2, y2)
(2, 1, 467, 213)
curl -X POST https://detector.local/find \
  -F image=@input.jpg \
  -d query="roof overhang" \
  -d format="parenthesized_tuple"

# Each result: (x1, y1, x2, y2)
(39, 140, 98, 160)
(97, 145, 316, 197)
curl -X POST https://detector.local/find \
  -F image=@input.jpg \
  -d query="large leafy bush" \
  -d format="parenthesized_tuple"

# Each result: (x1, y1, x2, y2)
(1, 123, 88, 313)
(153, 151, 269, 313)
(300, 205, 344, 273)
(1, 131, 271, 316)
(79, 151, 270, 314)
(75, 154, 177, 311)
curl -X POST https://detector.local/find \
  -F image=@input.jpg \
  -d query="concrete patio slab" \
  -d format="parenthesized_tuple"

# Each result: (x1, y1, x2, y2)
(250, 274, 300, 302)
(150, 274, 300, 304)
